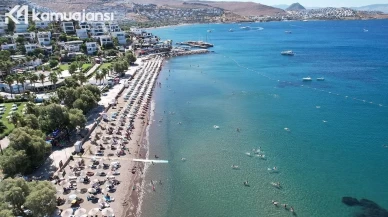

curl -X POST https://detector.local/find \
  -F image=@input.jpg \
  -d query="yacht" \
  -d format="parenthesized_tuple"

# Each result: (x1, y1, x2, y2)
(240, 26, 250, 30)
(207, 29, 212, 33)
(281, 50, 295, 56)
(231, 165, 239, 169)
(317, 77, 325, 81)
(302, 77, 312, 81)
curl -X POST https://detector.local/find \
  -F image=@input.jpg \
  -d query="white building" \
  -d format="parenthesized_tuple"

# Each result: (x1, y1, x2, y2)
(62, 22, 75, 33)
(13, 32, 36, 42)
(0, 15, 6, 35)
(100, 35, 113, 46)
(64, 40, 83, 52)
(25, 44, 38, 53)
(107, 23, 121, 32)
(110, 31, 126, 44)
(1, 44, 16, 50)
(76, 28, 89, 39)
(86, 42, 97, 55)
(35, 21, 51, 29)
(37, 32, 51, 46)
(79, 22, 90, 29)
(130, 28, 143, 35)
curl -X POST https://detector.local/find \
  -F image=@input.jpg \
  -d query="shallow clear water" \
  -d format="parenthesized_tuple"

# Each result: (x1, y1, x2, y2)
(140, 20, 388, 217)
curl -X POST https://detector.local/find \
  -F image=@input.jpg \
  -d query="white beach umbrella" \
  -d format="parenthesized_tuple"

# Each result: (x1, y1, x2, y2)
(88, 208, 100, 215)
(74, 208, 87, 216)
(59, 180, 67, 186)
(101, 208, 114, 216)
(61, 208, 74, 217)
(79, 215, 88, 217)
(68, 194, 77, 200)
(88, 188, 97, 194)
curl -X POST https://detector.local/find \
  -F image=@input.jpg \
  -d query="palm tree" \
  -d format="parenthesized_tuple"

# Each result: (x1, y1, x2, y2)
(107, 65, 112, 76)
(14, 73, 21, 94)
(48, 72, 58, 90)
(19, 75, 26, 93)
(78, 73, 87, 86)
(39, 73, 46, 92)
(29, 73, 39, 92)
(101, 68, 108, 80)
(5, 75, 14, 98)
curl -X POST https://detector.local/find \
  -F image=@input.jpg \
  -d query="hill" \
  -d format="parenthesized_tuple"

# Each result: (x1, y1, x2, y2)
(193, 1, 286, 16)
(286, 3, 306, 11)
(272, 4, 289, 10)
(352, 4, 388, 13)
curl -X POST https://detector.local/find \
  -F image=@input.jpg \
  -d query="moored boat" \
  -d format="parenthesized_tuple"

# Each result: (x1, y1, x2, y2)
(302, 77, 312, 81)
(281, 50, 295, 56)
(317, 77, 325, 81)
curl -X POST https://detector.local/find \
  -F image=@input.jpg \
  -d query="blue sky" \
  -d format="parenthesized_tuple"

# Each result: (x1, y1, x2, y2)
(208, 0, 387, 7)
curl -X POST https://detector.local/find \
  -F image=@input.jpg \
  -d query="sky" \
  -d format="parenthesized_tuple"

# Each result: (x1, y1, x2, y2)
(207, 0, 388, 7)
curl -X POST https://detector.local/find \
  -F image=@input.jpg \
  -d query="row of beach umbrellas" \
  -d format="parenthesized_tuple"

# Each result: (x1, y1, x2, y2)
(61, 207, 114, 217)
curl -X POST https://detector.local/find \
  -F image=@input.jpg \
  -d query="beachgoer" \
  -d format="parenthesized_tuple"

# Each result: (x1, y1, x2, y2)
(159, 180, 162, 185)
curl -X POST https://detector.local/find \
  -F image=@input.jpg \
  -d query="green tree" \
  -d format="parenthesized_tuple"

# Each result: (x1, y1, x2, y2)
(0, 148, 29, 176)
(7, 19, 15, 33)
(49, 59, 59, 68)
(0, 121, 6, 134)
(68, 108, 86, 130)
(5, 76, 14, 98)
(48, 72, 58, 90)
(0, 178, 29, 214)
(24, 181, 57, 217)
(20, 114, 40, 129)
(125, 51, 137, 63)
(38, 104, 70, 132)
(8, 127, 51, 171)
(77, 72, 87, 85)
(68, 62, 78, 74)
(39, 73, 46, 91)
(19, 75, 26, 93)
(29, 73, 39, 91)
(9, 112, 22, 127)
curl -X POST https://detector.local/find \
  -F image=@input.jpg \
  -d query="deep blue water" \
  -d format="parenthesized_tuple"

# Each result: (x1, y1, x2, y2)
(140, 20, 388, 217)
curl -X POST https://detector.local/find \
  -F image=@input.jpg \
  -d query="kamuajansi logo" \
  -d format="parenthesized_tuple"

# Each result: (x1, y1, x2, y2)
(5, 5, 114, 24)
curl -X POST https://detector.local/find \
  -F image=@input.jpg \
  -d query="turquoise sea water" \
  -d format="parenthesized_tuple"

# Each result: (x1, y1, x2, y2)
(140, 20, 388, 217)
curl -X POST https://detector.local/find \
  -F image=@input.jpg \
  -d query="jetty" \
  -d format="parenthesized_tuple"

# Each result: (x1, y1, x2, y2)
(171, 49, 211, 57)
(176, 41, 214, 48)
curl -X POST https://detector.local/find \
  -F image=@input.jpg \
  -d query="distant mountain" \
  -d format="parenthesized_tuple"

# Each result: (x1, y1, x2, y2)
(272, 4, 289, 10)
(352, 4, 388, 13)
(286, 3, 306, 11)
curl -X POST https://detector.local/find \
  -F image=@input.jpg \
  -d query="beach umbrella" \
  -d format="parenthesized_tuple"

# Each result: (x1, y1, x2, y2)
(68, 194, 77, 200)
(88, 208, 100, 215)
(74, 208, 87, 216)
(61, 208, 74, 217)
(88, 188, 97, 194)
(59, 180, 67, 186)
(79, 215, 87, 217)
(101, 208, 114, 216)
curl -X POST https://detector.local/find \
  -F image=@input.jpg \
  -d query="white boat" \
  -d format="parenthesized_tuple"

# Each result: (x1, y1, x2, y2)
(284, 127, 290, 132)
(281, 50, 294, 56)
(363, 29, 368, 32)
(285, 31, 292, 34)
(213, 125, 219, 129)
(207, 30, 212, 33)
(268, 167, 279, 173)
(229, 28, 234, 32)
(302, 77, 312, 81)
(317, 77, 325, 81)
(246, 152, 253, 157)
(231, 165, 239, 169)
(181, 158, 186, 161)
(271, 182, 281, 188)
(240, 26, 250, 30)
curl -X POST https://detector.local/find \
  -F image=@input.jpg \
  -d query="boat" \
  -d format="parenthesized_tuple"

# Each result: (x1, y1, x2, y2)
(243, 181, 250, 186)
(207, 29, 212, 33)
(271, 182, 281, 188)
(240, 26, 250, 30)
(302, 77, 312, 81)
(316, 77, 325, 81)
(363, 29, 368, 32)
(285, 31, 292, 34)
(246, 152, 253, 157)
(284, 127, 290, 132)
(281, 50, 295, 56)
(229, 28, 234, 32)
(213, 125, 219, 129)
(303, 19, 308, 22)
(268, 167, 279, 173)
(231, 165, 239, 169)
(181, 158, 186, 161)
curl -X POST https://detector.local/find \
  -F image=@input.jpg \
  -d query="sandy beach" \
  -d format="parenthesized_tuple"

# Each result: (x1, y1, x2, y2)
(53, 56, 164, 217)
